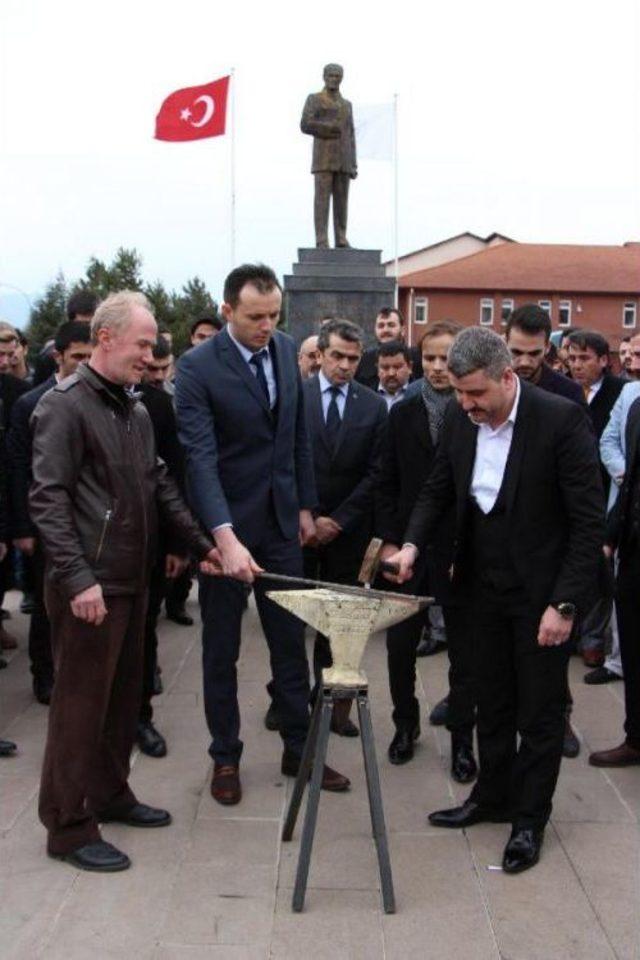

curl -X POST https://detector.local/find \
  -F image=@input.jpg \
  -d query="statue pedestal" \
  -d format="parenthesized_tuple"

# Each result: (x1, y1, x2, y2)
(283, 248, 396, 344)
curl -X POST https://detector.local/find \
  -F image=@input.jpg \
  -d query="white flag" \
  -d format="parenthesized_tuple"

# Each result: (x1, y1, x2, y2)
(354, 103, 394, 162)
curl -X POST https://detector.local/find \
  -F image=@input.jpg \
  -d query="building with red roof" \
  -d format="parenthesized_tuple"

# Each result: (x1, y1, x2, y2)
(398, 239, 640, 348)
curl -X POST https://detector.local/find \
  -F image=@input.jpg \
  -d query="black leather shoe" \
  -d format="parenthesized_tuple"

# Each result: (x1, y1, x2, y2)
(429, 695, 450, 726)
(0, 656, 8, 670)
(502, 827, 543, 874)
(100, 802, 172, 828)
(136, 721, 167, 758)
(451, 735, 478, 783)
(584, 665, 622, 685)
(166, 606, 193, 626)
(562, 719, 580, 759)
(429, 798, 510, 828)
(152, 666, 163, 696)
(49, 840, 131, 872)
(388, 726, 420, 765)
(0, 739, 17, 757)
(281, 749, 350, 792)
(264, 702, 281, 731)
(33, 676, 53, 705)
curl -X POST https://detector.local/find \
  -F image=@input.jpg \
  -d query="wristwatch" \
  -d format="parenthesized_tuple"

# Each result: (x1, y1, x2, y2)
(552, 602, 576, 620)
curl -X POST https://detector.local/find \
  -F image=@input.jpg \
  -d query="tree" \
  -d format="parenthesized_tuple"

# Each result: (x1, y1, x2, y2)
(27, 249, 219, 357)
(27, 272, 68, 349)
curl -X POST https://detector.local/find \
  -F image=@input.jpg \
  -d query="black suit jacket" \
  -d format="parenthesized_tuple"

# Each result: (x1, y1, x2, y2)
(303, 376, 386, 534)
(537, 364, 586, 406)
(404, 381, 605, 616)
(588, 372, 625, 440)
(376, 391, 457, 601)
(1, 373, 32, 539)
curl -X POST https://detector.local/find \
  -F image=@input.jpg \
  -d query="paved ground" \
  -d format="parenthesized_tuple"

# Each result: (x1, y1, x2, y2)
(1, 588, 639, 960)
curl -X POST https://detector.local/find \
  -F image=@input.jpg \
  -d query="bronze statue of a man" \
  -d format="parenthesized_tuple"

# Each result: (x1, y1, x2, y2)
(301, 64, 357, 249)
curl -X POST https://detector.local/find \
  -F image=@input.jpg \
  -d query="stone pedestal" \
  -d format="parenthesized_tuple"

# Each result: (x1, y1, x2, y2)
(283, 248, 396, 344)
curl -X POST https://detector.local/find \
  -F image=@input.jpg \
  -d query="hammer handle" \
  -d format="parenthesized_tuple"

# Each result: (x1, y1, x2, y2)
(379, 560, 400, 575)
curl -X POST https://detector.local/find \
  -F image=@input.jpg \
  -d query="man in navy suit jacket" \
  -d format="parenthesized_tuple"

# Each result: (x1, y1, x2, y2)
(175, 264, 349, 804)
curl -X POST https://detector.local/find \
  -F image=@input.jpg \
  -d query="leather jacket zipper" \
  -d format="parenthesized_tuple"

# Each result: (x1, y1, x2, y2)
(95, 509, 113, 563)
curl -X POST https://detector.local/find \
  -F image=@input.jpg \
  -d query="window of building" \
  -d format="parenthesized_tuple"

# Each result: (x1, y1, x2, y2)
(501, 298, 514, 325)
(414, 297, 428, 324)
(558, 300, 572, 327)
(479, 298, 494, 325)
(623, 301, 637, 329)
(538, 299, 552, 318)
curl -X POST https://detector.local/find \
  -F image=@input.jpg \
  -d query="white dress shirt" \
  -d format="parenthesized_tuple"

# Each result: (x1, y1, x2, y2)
(319, 371, 348, 420)
(585, 376, 603, 405)
(378, 384, 408, 410)
(470, 377, 521, 514)
(227, 327, 277, 407)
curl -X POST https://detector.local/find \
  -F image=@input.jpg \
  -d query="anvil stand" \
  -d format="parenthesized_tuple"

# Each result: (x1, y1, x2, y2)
(267, 588, 429, 915)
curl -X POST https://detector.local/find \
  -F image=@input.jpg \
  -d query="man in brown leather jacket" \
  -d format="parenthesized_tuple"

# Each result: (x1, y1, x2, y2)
(30, 291, 216, 873)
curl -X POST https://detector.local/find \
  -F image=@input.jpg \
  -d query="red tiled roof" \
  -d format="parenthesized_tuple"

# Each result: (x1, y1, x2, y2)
(399, 242, 640, 294)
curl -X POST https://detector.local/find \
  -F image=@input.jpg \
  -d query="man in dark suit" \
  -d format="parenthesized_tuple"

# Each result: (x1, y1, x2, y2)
(6, 321, 92, 704)
(567, 330, 624, 669)
(590, 394, 640, 767)
(505, 304, 585, 406)
(302, 318, 386, 733)
(505, 304, 586, 757)
(355, 308, 422, 389)
(175, 264, 349, 805)
(376, 320, 477, 780)
(385, 327, 604, 873)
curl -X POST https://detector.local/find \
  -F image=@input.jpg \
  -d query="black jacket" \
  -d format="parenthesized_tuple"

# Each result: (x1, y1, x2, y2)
(30, 365, 211, 599)
(589, 372, 626, 440)
(6, 375, 56, 539)
(375, 390, 456, 601)
(0, 373, 31, 542)
(404, 381, 605, 616)
(303, 375, 386, 533)
(537, 364, 586, 406)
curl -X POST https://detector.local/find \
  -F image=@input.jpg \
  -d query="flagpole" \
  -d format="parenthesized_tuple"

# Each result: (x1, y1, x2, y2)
(230, 67, 236, 268)
(393, 93, 399, 313)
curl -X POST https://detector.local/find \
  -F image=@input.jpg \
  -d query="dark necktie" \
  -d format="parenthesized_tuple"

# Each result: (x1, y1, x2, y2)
(325, 385, 342, 450)
(249, 350, 270, 404)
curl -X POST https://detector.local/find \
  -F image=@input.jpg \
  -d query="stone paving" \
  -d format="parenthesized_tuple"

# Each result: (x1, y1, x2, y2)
(1, 588, 639, 960)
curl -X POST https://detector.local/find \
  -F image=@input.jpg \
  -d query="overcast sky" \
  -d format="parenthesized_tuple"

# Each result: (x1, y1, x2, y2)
(1, 0, 639, 327)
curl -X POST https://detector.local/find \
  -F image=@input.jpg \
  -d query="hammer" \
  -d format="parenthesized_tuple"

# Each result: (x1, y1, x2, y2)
(357, 538, 399, 589)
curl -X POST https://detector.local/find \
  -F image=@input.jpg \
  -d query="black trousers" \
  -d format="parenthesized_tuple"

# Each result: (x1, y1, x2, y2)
(199, 509, 310, 766)
(139, 556, 165, 724)
(615, 550, 640, 749)
(468, 589, 569, 830)
(385, 554, 475, 733)
(28, 547, 53, 684)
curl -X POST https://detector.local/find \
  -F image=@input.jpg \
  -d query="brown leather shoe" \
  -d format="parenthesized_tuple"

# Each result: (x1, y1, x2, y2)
(211, 764, 241, 805)
(582, 648, 604, 668)
(281, 750, 350, 792)
(589, 741, 640, 767)
(0, 628, 18, 651)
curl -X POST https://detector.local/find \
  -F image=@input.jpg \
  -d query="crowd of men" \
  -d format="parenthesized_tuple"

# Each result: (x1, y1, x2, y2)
(0, 267, 639, 879)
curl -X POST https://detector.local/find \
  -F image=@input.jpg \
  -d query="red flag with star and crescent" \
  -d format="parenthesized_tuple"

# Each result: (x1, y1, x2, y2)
(154, 76, 230, 142)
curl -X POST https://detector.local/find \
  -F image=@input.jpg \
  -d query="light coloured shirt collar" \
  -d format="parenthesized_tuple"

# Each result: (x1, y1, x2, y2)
(319, 370, 349, 396)
(227, 325, 269, 363)
(378, 383, 408, 400)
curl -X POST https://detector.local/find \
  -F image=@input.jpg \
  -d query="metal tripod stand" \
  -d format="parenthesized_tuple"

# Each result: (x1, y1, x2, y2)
(282, 683, 395, 914)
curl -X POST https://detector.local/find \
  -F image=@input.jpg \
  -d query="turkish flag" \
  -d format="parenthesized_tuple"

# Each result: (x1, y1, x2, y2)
(154, 76, 230, 142)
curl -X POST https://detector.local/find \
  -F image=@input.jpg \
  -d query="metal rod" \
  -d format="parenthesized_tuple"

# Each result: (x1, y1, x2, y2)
(358, 693, 396, 914)
(258, 570, 431, 606)
(282, 693, 323, 842)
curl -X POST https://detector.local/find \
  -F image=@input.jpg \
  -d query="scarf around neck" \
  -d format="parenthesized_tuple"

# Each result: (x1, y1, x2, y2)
(420, 378, 454, 445)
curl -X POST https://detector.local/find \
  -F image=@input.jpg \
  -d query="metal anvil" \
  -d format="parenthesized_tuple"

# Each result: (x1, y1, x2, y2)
(267, 587, 428, 687)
